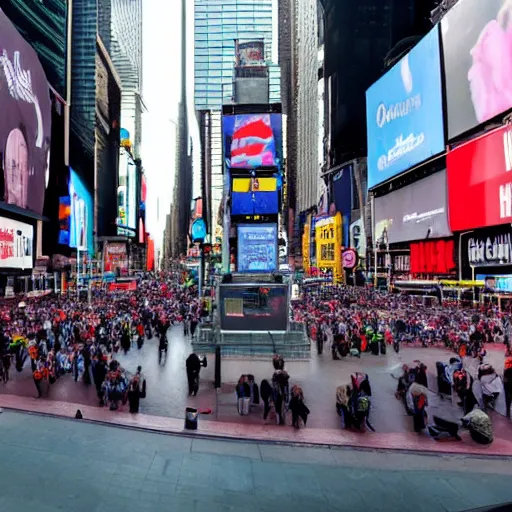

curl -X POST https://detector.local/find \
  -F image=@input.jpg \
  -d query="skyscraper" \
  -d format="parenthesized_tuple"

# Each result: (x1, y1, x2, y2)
(168, 0, 192, 258)
(279, 0, 319, 257)
(194, 0, 281, 232)
(110, 0, 144, 158)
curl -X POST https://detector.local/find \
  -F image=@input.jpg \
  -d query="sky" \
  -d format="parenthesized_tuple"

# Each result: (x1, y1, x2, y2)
(142, 0, 278, 253)
(141, 0, 199, 253)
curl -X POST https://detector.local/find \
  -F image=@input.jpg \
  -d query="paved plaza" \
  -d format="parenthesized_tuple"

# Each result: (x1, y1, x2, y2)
(0, 411, 511, 512)
(0, 326, 508, 420)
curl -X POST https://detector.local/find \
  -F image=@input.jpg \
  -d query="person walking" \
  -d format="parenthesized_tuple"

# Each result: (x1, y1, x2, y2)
(128, 366, 146, 413)
(504, 348, 512, 418)
(186, 353, 201, 396)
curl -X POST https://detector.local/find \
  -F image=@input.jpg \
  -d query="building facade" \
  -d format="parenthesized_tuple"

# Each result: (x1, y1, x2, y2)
(110, 0, 144, 158)
(279, 0, 319, 259)
(194, 0, 281, 234)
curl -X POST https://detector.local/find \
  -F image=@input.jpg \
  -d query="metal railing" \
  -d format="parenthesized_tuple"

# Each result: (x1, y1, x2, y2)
(192, 322, 311, 360)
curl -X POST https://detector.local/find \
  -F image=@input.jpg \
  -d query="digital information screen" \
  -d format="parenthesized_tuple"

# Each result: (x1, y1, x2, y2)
(219, 284, 289, 331)
(237, 223, 277, 273)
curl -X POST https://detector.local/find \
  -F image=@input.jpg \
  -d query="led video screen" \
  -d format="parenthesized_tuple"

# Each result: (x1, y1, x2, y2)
(223, 114, 283, 170)
(237, 223, 277, 273)
(219, 284, 288, 331)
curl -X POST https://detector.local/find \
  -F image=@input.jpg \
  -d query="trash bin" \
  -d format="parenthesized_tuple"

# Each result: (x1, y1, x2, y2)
(184, 407, 198, 430)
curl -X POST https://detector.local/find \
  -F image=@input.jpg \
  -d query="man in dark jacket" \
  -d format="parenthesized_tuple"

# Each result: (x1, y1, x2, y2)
(186, 353, 201, 396)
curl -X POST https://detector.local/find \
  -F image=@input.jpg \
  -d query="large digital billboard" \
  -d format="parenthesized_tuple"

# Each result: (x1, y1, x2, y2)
(223, 114, 283, 170)
(69, 169, 94, 255)
(374, 170, 451, 245)
(117, 148, 137, 237)
(1, 1, 67, 97)
(0, 9, 52, 216)
(0, 216, 33, 269)
(231, 177, 278, 215)
(219, 284, 288, 331)
(447, 125, 512, 231)
(366, 26, 444, 189)
(237, 223, 277, 273)
(442, 0, 512, 140)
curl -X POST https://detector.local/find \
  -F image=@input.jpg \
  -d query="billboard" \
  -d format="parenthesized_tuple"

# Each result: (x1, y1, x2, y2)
(447, 125, 512, 232)
(366, 26, 444, 189)
(104, 242, 127, 272)
(442, 0, 512, 140)
(374, 170, 451, 245)
(223, 114, 283, 170)
(236, 41, 265, 67)
(315, 213, 343, 284)
(464, 225, 512, 268)
(0, 9, 52, 216)
(1, 1, 67, 97)
(237, 223, 277, 273)
(117, 148, 137, 236)
(219, 284, 288, 331)
(0, 217, 33, 269)
(410, 240, 456, 275)
(58, 196, 70, 245)
(231, 177, 278, 215)
(69, 169, 94, 255)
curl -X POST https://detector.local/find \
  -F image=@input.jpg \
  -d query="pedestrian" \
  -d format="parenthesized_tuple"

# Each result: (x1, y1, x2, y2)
(260, 379, 273, 421)
(128, 366, 146, 413)
(186, 352, 201, 396)
(289, 385, 310, 428)
(236, 375, 251, 416)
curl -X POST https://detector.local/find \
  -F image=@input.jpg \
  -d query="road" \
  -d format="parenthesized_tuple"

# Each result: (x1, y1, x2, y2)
(0, 410, 510, 512)
(0, 325, 510, 436)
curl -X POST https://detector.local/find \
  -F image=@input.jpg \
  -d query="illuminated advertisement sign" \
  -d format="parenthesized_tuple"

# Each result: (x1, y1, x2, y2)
(374, 170, 451, 245)
(366, 26, 444, 189)
(315, 213, 343, 284)
(231, 177, 278, 215)
(0, 216, 33, 269)
(58, 196, 70, 245)
(69, 169, 94, 255)
(117, 148, 137, 237)
(237, 223, 277, 273)
(104, 242, 127, 272)
(223, 114, 283, 170)
(441, 0, 512, 140)
(0, 9, 52, 215)
(236, 41, 265, 67)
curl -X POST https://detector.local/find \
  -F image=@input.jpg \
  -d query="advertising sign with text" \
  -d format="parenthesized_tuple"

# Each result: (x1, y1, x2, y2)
(366, 26, 444, 189)
(447, 125, 512, 231)
(0, 217, 33, 269)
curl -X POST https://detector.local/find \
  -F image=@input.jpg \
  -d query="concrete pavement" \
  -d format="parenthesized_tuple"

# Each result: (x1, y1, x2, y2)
(0, 410, 511, 512)
(0, 325, 510, 453)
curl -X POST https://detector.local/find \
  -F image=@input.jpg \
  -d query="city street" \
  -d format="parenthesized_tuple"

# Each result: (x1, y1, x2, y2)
(0, 410, 510, 512)
(0, 326, 510, 440)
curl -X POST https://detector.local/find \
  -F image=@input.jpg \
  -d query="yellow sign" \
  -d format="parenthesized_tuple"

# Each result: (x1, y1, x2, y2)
(315, 213, 343, 284)
(302, 223, 311, 274)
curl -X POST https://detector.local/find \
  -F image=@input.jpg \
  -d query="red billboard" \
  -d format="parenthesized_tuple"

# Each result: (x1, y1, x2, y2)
(447, 125, 512, 231)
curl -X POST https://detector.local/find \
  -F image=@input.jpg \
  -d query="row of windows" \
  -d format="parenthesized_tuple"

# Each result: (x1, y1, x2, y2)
(194, 30, 272, 41)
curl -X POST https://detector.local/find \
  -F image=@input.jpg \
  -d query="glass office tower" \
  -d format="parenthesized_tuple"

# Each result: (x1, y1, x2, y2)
(194, 0, 278, 110)
(194, 0, 281, 231)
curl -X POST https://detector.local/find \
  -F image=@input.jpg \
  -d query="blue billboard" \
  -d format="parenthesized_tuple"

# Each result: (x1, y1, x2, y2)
(366, 26, 445, 189)
(237, 224, 277, 273)
(69, 169, 94, 255)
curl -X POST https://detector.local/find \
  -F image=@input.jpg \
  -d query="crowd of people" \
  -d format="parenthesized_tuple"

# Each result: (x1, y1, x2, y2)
(0, 272, 204, 412)
(294, 286, 512, 360)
